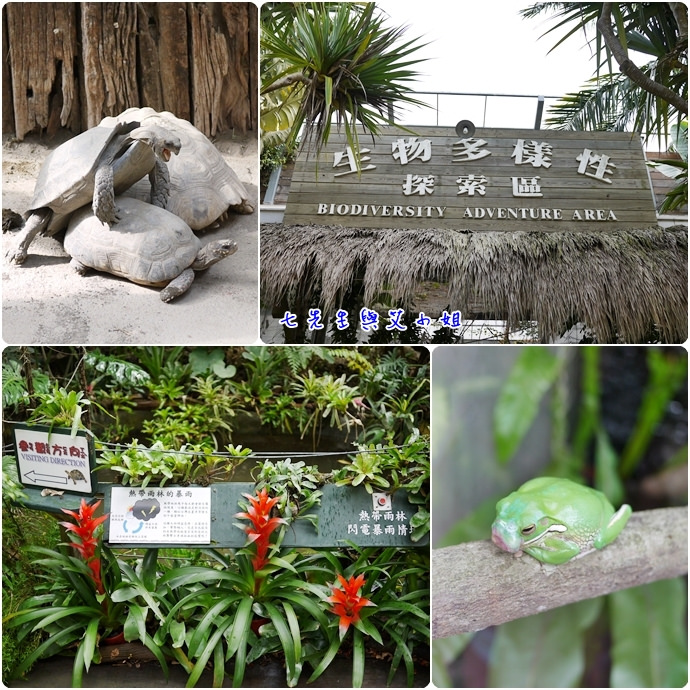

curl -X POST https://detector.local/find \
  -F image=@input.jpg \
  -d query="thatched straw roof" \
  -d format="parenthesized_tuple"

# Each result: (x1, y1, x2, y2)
(260, 224, 688, 343)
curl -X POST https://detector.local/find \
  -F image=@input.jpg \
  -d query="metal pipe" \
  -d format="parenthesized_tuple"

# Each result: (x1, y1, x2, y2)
(534, 95, 545, 129)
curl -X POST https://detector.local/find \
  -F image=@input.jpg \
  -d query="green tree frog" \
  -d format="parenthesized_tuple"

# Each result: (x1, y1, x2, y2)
(491, 477, 632, 565)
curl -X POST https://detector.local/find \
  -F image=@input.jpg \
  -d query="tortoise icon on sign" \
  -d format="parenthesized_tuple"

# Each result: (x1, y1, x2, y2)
(65, 469, 87, 485)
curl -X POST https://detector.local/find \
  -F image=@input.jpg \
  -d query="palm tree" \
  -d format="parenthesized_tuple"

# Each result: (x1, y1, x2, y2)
(521, 2, 687, 139)
(260, 2, 428, 161)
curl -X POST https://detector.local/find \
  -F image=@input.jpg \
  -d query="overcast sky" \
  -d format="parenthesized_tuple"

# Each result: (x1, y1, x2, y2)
(375, 0, 601, 129)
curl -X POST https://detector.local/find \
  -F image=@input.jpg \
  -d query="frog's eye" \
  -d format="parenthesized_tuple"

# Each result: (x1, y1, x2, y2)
(521, 524, 536, 535)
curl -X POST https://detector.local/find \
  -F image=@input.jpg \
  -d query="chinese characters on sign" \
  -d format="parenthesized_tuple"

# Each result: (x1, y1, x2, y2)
(108, 486, 211, 544)
(279, 307, 462, 333)
(284, 126, 658, 230)
(345, 507, 413, 540)
(13, 425, 93, 494)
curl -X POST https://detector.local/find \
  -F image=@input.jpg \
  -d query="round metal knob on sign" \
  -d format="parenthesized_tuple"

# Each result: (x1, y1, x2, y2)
(455, 120, 476, 137)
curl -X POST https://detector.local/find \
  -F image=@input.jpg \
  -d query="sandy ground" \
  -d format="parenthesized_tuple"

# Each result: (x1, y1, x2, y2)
(2, 129, 259, 345)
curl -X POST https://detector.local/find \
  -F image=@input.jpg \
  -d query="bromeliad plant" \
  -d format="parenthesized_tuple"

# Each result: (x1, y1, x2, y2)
(252, 458, 325, 529)
(306, 546, 430, 688)
(158, 487, 333, 687)
(60, 500, 108, 595)
(235, 488, 288, 575)
(3, 499, 166, 687)
(326, 573, 375, 638)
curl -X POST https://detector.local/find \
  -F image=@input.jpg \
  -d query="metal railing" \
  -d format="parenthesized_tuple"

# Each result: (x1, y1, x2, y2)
(389, 90, 563, 129)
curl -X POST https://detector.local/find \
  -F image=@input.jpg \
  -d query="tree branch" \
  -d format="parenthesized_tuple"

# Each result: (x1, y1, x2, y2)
(668, 2, 688, 44)
(261, 72, 309, 95)
(432, 506, 688, 639)
(597, 3, 688, 115)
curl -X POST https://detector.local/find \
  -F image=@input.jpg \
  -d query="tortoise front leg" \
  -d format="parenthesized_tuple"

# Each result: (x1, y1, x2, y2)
(160, 268, 195, 302)
(93, 164, 119, 225)
(6, 208, 52, 264)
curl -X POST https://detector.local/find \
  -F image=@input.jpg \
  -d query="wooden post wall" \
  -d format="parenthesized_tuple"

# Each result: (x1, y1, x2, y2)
(3, 2, 257, 141)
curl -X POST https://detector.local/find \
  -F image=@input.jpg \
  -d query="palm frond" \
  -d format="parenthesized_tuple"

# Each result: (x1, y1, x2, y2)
(261, 2, 428, 160)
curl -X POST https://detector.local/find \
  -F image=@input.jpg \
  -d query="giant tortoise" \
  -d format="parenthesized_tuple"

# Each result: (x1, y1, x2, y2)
(100, 107, 254, 230)
(8, 121, 181, 264)
(64, 197, 238, 302)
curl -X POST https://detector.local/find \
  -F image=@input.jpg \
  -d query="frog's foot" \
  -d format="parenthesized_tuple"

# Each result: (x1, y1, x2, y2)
(595, 504, 632, 549)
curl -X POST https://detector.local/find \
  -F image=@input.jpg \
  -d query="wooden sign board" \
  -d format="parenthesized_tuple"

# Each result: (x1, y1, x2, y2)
(104, 483, 427, 549)
(13, 423, 96, 495)
(284, 126, 658, 231)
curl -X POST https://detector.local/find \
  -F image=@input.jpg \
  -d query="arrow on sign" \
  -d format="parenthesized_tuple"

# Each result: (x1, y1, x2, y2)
(23, 470, 69, 485)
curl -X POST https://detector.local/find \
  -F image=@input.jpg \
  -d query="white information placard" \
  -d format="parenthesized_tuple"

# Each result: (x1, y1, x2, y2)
(14, 425, 93, 493)
(108, 486, 212, 544)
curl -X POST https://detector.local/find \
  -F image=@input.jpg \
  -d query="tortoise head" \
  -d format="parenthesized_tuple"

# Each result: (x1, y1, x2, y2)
(130, 125, 182, 162)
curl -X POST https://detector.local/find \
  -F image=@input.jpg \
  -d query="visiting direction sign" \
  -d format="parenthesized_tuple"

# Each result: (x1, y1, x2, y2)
(284, 125, 658, 230)
(13, 423, 95, 494)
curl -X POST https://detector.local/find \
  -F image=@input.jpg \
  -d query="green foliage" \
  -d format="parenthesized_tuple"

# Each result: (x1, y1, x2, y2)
(84, 351, 150, 390)
(261, 2, 428, 158)
(28, 384, 94, 436)
(136, 346, 190, 385)
(4, 346, 430, 686)
(96, 441, 248, 488)
(260, 141, 298, 185)
(305, 545, 430, 688)
(335, 447, 391, 494)
(2, 543, 143, 687)
(358, 351, 429, 439)
(610, 579, 688, 687)
(2, 455, 27, 504)
(141, 398, 234, 451)
(2, 358, 51, 412)
(493, 348, 565, 463)
(252, 458, 325, 528)
(618, 347, 687, 476)
(488, 598, 603, 687)
(188, 348, 237, 380)
(293, 370, 362, 444)
(523, 2, 687, 142)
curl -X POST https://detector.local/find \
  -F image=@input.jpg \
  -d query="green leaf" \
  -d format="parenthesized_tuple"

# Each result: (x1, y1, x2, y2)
(124, 604, 148, 642)
(488, 598, 602, 687)
(140, 548, 159, 591)
(352, 627, 365, 688)
(225, 596, 254, 658)
(436, 496, 500, 547)
(307, 635, 341, 684)
(169, 619, 186, 649)
(493, 349, 563, 463)
(81, 617, 100, 672)
(594, 427, 624, 506)
(186, 618, 233, 688)
(188, 598, 235, 658)
(72, 634, 88, 688)
(620, 349, 688, 477)
(610, 579, 688, 687)
(263, 601, 298, 683)
(354, 615, 383, 645)
(11, 620, 85, 678)
(433, 634, 474, 687)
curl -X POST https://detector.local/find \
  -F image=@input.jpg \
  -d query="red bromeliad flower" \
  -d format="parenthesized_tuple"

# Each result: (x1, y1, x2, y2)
(60, 499, 108, 594)
(326, 573, 375, 637)
(235, 488, 287, 571)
